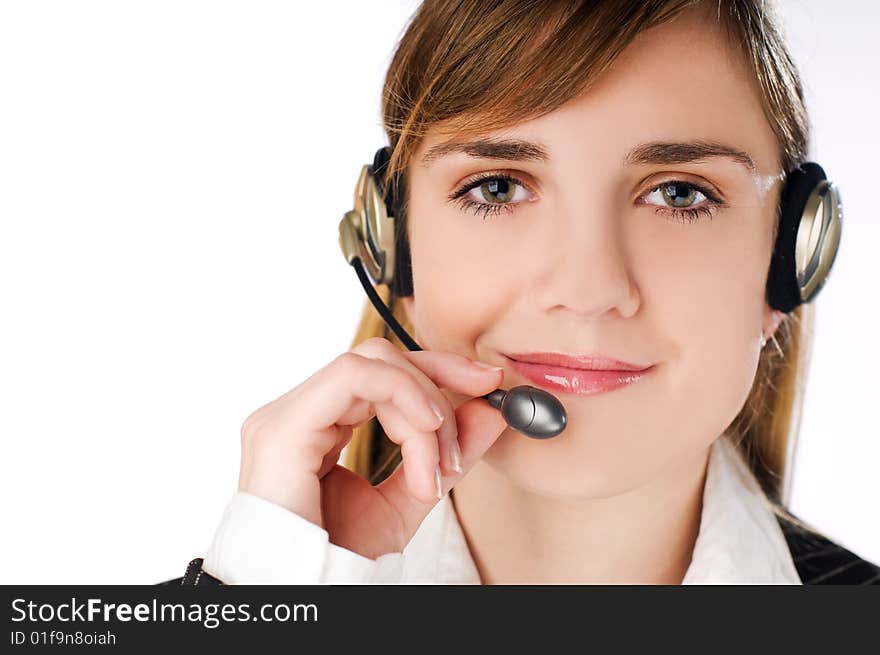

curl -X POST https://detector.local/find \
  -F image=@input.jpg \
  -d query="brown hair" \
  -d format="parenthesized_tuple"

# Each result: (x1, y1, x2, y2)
(343, 0, 820, 531)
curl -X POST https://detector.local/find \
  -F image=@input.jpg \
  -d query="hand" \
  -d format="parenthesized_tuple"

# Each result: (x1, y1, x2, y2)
(237, 337, 508, 559)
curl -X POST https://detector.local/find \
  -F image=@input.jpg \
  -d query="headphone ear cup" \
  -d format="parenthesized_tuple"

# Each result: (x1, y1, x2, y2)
(766, 162, 842, 313)
(369, 146, 414, 297)
(370, 146, 395, 218)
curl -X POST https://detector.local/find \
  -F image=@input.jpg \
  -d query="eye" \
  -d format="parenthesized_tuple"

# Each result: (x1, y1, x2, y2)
(449, 173, 532, 221)
(640, 180, 724, 223)
(448, 174, 725, 224)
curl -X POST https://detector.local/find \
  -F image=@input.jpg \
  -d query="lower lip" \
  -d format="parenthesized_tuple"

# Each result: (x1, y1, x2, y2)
(506, 358, 653, 396)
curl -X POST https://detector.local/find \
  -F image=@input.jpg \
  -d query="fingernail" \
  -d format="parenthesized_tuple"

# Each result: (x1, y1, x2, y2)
(435, 466, 443, 499)
(450, 439, 463, 474)
(473, 361, 504, 372)
(429, 400, 445, 425)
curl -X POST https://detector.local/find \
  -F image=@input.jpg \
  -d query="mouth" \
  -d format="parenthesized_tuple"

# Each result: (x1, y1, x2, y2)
(502, 352, 655, 397)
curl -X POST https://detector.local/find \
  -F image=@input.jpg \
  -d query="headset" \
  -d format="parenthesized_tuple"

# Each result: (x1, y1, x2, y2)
(338, 146, 843, 440)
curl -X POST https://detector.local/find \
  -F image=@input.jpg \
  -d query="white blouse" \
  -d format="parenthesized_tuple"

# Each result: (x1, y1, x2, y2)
(202, 434, 803, 584)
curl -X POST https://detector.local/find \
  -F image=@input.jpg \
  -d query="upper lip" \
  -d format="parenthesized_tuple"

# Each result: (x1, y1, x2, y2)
(505, 352, 652, 371)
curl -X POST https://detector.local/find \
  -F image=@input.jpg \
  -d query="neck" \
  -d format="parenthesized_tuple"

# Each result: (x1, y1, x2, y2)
(449, 444, 711, 584)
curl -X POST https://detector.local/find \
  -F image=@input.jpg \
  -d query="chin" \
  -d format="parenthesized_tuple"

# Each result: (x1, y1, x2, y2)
(480, 425, 654, 500)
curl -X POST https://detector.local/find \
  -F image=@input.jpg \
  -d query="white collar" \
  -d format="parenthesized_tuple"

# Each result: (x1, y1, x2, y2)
(399, 434, 802, 584)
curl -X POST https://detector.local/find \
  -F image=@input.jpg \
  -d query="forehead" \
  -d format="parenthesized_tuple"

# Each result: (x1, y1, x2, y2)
(415, 6, 780, 177)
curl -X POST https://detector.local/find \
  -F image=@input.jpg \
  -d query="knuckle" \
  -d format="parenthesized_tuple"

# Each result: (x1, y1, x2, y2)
(245, 416, 292, 456)
(333, 351, 365, 375)
(239, 409, 263, 442)
(240, 413, 272, 445)
(352, 336, 394, 358)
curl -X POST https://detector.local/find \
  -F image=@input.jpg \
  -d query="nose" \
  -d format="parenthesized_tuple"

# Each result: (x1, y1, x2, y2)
(531, 207, 640, 320)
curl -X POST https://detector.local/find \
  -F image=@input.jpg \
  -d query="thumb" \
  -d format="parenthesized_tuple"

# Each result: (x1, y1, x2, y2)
(375, 395, 508, 543)
(450, 395, 509, 471)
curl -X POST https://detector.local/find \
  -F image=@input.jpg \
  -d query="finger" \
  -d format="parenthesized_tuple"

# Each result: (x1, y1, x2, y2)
(452, 397, 510, 469)
(375, 402, 440, 504)
(285, 352, 444, 438)
(316, 424, 353, 479)
(375, 394, 509, 539)
(354, 337, 505, 399)
(352, 345, 459, 477)
(351, 338, 493, 476)
(386, 344, 502, 475)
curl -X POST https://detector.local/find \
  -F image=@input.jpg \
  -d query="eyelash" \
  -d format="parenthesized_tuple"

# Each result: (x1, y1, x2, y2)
(449, 173, 724, 224)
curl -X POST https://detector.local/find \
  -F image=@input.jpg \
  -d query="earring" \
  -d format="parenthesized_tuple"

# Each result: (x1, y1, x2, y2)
(760, 333, 767, 348)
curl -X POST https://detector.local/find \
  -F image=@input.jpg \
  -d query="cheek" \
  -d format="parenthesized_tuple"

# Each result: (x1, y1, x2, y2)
(406, 207, 523, 353)
(635, 215, 772, 432)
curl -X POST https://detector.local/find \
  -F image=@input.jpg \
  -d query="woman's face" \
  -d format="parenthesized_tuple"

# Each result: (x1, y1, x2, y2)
(400, 8, 785, 498)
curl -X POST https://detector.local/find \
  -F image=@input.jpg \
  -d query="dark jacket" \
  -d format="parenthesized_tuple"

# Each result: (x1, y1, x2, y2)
(157, 511, 880, 586)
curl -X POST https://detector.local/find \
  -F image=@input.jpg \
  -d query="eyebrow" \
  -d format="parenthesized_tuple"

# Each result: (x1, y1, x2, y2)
(625, 140, 756, 173)
(420, 137, 550, 166)
(420, 137, 756, 173)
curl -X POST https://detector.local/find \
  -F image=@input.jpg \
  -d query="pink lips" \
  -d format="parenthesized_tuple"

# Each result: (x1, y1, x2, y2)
(504, 352, 654, 396)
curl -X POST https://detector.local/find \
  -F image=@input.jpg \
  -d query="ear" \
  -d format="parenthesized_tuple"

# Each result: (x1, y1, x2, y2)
(762, 304, 785, 339)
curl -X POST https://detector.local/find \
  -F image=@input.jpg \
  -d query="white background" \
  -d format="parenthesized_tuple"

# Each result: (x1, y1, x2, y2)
(0, 1, 876, 584)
